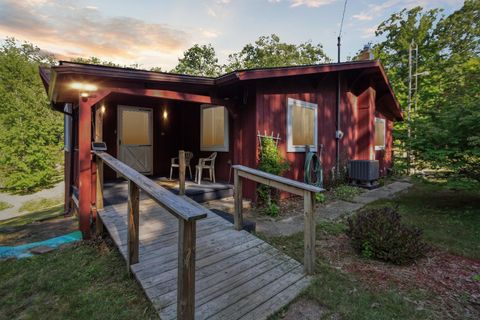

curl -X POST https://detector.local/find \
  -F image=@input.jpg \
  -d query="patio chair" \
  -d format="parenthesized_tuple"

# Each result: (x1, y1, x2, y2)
(195, 152, 217, 185)
(169, 151, 193, 180)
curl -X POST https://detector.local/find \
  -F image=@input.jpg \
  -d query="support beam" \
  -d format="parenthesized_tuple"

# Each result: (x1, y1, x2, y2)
(78, 97, 93, 239)
(127, 180, 140, 270)
(179, 150, 186, 196)
(303, 191, 316, 274)
(234, 170, 243, 231)
(112, 88, 213, 105)
(177, 219, 197, 320)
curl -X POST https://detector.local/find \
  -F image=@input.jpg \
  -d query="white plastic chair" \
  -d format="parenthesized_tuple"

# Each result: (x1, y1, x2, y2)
(170, 151, 193, 180)
(195, 152, 217, 184)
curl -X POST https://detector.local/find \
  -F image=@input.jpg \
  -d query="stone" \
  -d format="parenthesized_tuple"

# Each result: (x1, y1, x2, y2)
(29, 246, 55, 255)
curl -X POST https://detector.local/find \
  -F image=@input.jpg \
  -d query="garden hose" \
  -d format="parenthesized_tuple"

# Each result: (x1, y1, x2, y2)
(304, 150, 323, 188)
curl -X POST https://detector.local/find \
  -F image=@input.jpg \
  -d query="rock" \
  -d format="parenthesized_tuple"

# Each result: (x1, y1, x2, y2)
(29, 246, 55, 255)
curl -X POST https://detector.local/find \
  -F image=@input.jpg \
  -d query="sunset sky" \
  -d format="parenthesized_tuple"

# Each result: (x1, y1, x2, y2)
(0, 0, 463, 70)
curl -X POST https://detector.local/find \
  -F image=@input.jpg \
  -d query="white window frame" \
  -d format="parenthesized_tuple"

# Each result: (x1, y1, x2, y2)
(287, 98, 318, 152)
(200, 104, 229, 152)
(374, 117, 386, 151)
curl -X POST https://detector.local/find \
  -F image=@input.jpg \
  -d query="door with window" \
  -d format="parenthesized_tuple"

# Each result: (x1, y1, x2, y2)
(118, 105, 153, 174)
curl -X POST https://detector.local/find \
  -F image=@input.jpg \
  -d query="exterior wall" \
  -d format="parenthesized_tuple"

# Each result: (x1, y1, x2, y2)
(374, 112, 394, 176)
(252, 73, 395, 199)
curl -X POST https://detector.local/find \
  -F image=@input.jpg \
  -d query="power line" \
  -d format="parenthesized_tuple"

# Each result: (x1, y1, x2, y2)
(338, 0, 348, 38)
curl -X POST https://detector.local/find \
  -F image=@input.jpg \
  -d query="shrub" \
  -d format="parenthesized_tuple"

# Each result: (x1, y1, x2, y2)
(346, 207, 428, 265)
(257, 137, 289, 211)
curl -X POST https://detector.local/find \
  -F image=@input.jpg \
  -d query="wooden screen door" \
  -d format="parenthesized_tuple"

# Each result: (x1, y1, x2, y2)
(118, 105, 153, 175)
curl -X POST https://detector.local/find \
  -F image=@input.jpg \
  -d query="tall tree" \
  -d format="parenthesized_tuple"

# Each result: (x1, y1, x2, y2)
(171, 44, 222, 77)
(372, 1, 480, 180)
(0, 38, 63, 193)
(226, 34, 330, 71)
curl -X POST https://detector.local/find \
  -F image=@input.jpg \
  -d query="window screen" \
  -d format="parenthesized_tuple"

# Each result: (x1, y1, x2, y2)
(201, 105, 228, 151)
(287, 98, 318, 152)
(374, 117, 386, 150)
(121, 110, 150, 145)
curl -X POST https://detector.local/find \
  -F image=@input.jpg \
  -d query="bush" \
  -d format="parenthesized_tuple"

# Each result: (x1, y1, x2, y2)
(346, 207, 428, 265)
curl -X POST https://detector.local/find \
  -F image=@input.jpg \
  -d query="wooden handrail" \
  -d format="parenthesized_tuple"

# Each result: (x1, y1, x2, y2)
(232, 165, 324, 275)
(95, 151, 207, 221)
(94, 150, 205, 320)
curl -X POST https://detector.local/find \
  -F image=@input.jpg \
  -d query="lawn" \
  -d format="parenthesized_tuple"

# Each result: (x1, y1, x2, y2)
(0, 241, 158, 320)
(263, 177, 480, 319)
(365, 177, 480, 259)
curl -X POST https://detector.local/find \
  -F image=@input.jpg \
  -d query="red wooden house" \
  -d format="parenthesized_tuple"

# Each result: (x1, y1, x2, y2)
(39, 60, 402, 238)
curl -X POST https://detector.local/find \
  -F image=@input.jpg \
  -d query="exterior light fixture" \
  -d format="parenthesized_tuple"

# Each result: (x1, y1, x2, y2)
(101, 105, 106, 114)
(163, 110, 168, 120)
(70, 82, 98, 91)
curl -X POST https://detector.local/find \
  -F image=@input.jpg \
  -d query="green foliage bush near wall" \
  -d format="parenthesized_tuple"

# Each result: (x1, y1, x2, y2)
(347, 207, 428, 265)
(0, 38, 63, 193)
(257, 137, 289, 216)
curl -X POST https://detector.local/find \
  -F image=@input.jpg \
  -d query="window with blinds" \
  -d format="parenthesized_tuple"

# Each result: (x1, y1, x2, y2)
(287, 98, 318, 152)
(200, 105, 229, 152)
(374, 117, 386, 150)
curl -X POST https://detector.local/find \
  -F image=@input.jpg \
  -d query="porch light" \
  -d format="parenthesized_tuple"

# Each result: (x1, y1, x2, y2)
(163, 110, 168, 120)
(70, 82, 98, 92)
(101, 105, 106, 114)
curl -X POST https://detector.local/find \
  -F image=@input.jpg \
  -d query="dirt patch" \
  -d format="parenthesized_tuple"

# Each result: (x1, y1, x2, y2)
(279, 298, 331, 319)
(0, 215, 78, 246)
(316, 234, 480, 318)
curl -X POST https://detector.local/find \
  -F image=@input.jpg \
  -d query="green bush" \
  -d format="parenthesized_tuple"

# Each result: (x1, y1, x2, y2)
(346, 207, 428, 265)
(257, 137, 289, 212)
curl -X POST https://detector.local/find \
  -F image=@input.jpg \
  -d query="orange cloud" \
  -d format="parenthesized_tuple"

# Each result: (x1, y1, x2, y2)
(0, 0, 191, 68)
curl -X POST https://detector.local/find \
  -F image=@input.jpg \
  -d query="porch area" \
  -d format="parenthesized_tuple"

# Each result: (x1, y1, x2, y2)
(103, 178, 233, 205)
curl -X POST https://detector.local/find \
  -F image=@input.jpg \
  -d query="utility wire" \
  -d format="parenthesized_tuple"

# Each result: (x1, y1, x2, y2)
(338, 0, 348, 38)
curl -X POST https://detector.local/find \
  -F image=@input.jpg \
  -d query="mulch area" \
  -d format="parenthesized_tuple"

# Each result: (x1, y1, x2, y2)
(316, 233, 480, 318)
(0, 215, 78, 246)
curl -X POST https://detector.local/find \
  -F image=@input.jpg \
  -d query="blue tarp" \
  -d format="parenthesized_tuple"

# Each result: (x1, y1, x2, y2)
(0, 231, 82, 259)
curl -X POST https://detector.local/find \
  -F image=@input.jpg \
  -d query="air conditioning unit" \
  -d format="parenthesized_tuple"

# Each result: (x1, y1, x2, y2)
(348, 160, 379, 188)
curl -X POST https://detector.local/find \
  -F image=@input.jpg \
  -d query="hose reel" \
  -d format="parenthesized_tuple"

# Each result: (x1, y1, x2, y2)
(304, 145, 323, 188)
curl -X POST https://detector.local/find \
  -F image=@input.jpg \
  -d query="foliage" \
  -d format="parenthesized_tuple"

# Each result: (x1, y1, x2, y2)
(18, 197, 63, 212)
(263, 202, 280, 217)
(372, 1, 480, 179)
(226, 34, 330, 71)
(367, 177, 480, 259)
(0, 242, 158, 319)
(347, 206, 428, 265)
(171, 44, 222, 77)
(263, 222, 432, 320)
(0, 201, 13, 211)
(0, 38, 63, 193)
(315, 192, 325, 203)
(257, 137, 289, 215)
(331, 185, 363, 202)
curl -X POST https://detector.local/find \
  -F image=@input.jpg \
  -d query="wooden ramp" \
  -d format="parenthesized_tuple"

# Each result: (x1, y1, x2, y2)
(99, 197, 311, 320)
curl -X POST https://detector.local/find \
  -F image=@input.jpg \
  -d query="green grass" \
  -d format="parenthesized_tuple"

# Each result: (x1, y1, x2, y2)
(0, 242, 158, 320)
(0, 201, 13, 212)
(18, 197, 63, 213)
(330, 185, 364, 202)
(365, 178, 480, 259)
(264, 222, 433, 320)
(0, 205, 64, 229)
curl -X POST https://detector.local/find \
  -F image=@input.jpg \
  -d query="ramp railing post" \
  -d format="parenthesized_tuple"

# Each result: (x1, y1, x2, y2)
(177, 219, 196, 320)
(179, 150, 186, 196)
(234, 168, 243, 231)
(303, 190, 316, 274)
(127, 180, 140, 271)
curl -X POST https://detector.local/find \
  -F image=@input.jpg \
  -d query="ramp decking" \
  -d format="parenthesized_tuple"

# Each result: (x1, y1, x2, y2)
(98, 196, 311, 320)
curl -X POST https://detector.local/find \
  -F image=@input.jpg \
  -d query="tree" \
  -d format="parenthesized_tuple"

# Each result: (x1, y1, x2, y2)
(226, 34, 330, 71)
(171, 44, 222, 77)
(0, 38, 63, 193)
(372, 1, 480, 180)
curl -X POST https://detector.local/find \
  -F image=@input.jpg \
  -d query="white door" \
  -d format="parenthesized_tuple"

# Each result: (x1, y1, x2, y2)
(118, 105, 153, 175)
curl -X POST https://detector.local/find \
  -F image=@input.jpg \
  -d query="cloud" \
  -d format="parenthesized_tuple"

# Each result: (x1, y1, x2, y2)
(200, 29, 220, 39)
(361, 26, 378, 39)
(207, 7, 217, 17)
(352, 13, 373, 21)
(0, 0, 191, 68)
(290, 0, 337, 8)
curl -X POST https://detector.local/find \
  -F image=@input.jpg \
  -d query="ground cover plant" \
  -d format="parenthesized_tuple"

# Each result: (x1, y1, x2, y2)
(0, 201, 13, 211)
